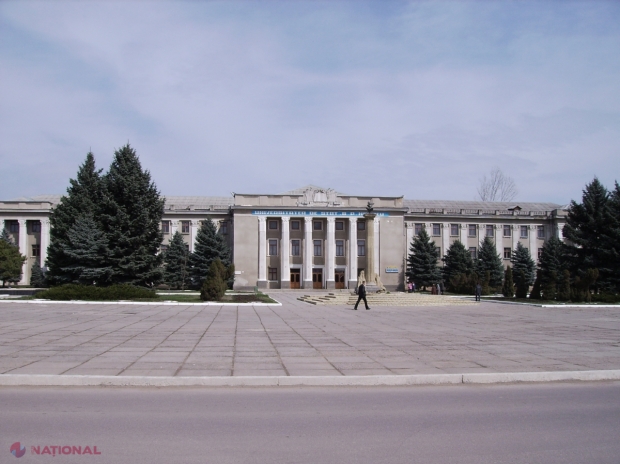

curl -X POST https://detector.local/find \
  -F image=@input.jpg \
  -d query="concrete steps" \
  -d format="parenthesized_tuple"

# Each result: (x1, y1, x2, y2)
(297, 292, 477, 306)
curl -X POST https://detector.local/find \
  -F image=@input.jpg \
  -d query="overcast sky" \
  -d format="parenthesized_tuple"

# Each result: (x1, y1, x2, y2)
(1, 1, 619, 205)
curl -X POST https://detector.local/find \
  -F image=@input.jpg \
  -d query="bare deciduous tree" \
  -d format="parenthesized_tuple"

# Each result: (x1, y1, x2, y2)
(477, 168, 518, 202)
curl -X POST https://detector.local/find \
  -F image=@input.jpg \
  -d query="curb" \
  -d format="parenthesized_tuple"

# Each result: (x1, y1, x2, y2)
(1, 370, 619, 387)
(0, 300, 281, 306)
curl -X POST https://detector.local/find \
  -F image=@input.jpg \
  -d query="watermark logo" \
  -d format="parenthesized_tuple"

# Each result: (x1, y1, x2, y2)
(10, 442, 26, 458)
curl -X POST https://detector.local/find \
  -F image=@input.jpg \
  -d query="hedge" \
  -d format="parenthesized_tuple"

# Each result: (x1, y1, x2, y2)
(36, 284, 156, 301)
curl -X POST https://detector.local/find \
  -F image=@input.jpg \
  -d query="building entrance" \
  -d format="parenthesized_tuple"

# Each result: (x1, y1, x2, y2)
(290, 269, 300, 289)
(312, 269, 323, 289)
(335, 270, 345, 289)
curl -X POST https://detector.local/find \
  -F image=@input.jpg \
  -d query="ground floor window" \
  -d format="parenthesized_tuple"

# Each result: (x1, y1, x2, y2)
(32, 244, 40, 257)
(504, 247, 511, 259)
(268, 267, 277, 281)
(469, 247, 477, 259)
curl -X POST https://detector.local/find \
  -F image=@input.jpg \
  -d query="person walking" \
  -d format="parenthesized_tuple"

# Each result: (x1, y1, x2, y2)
(354, 280, 370, 310)
(475, 283, 482, 301)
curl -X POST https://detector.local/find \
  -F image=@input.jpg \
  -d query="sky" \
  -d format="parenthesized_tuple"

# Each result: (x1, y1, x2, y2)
(1, 1, 619, 205)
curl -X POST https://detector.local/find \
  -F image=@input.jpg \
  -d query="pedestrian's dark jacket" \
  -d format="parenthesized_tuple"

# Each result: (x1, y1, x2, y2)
(358, 283, 366, 297)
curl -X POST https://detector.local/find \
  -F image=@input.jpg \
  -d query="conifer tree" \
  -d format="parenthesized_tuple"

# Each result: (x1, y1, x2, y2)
(99, 144, 164, 286)
(541, 271, 557, 301)
(406, 229, 441, 290)
(442, 240, 475, 290)
(0, 227, 14, 245)
(200, 258, 227, 301)
(502, 265, 514, 298)
(189, 219, 232, 289)
(538, 237, 565, 285)
(46, 152, 103, 285)
(30, 261, 46, 287)
(557, 269, 571, 301)
(515, 270, 529, 298)
(563, 178, 613, 291)
(476, 236, 504, 289)
(60, 215, 112, 285)
(530, 271, 542, 299)
(605, 182, 620, 292)
(163, 231, 190, 290)
(0, 240, 26, 286)
(510, 242, 536, 286)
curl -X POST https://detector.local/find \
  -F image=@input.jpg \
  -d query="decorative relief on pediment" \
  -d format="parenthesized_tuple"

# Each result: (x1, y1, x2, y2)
(297, 187, 342, 207)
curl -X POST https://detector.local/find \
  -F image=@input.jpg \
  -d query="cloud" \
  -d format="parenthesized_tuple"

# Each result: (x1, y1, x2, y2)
(0, 1, 618, 204)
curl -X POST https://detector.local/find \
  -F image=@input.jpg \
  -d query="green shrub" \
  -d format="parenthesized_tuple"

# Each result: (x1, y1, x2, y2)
(529, 271, 542, 299)
(591, 293, 620, 303)
(502, 266, 514, 298)
(36, 284, 156, 301)
(515, 270, 529, 299)
(200, 259, 227, 301)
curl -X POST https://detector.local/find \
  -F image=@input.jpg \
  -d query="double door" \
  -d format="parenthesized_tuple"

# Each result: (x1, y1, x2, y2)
(312, 269, 323, 289)
(290, 269, 300, 289)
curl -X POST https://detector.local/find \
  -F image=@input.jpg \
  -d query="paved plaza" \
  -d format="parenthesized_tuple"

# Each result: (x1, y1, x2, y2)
(1, 293, 619, 377)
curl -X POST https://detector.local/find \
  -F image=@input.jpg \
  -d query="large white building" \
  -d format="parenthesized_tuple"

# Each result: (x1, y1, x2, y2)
(0, 185, 567, 290)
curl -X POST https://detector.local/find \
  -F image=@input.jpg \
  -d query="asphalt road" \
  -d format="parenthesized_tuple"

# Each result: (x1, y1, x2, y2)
(2, 382, 620, 464)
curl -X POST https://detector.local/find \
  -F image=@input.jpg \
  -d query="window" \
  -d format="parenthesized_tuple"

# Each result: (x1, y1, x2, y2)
(336, 221, 344, 231)
(291, 240, 300, 256)
(268, 220, 278, 230)
(313, 240, 322, 256)
(181, 221, 190, 234)
(415, 223, 423, 235)
(486, 225, 494, 237)
(336, 240, 344, 257)
(538, 248, 543, 259)
(468, 224, 477, 237)
(469, 247, 477, 259)
(537, 225, 545, 239)
(291, 220, 300, 230)
(9, 221, 19, 233)
(432, 223, 441, 236)
(161, 221, 170, 234)
(313, 221, 322, 231)
(268, 239, 278, 256)
(268, 267, 277, 281)
(520, 226, 528, 238)
(357, 239, 366, 256)
(31, 222, 41, 233)
(357, 221, 366, 231)
(451, 224, 459, 236)
(160, 244, 169, 253)
(220, 222, 228, 234)
(32, 244, 40, 257)
(504, 247, 511, 259)
(503, 225, 511, 237)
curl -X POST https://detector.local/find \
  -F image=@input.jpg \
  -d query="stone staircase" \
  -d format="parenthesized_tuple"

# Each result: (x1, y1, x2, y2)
(297, 292, 477, 306)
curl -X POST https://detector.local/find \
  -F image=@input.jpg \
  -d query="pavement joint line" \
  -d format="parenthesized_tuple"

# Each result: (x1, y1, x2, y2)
(0, 300, 282, 306)
(1, 370, 620, 387)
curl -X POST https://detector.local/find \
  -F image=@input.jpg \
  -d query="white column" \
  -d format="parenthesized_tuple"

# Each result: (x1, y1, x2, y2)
(348, 217, 357, 288)
(442, 223, 450, 257)
(512, 224, 519, 251)
(303, 217, 313, 288)
(189, 220, 198, 252)
(18, 219, 28, 285)
(557, 223, 564, 241)
(460, 223, 467, 245)
(170, 220, 178, 236)
(281, 217, 290, 288)
(258, 217, 267, 286)
(373, 217, 380, 278)
(40, 219, 50, 270)
(326, 217, 335, 288)
(405, 222, 414, 252)
(529, 225, 538, 262)
(494, 225, 503, 259)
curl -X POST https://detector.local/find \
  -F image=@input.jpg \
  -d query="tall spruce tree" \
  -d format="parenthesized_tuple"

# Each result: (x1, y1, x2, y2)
(406, 229, 441, 289)
(605, 182, 620, 291)
(502, 265, 514, 298)
(30, 261, 46, 287)
(46, 152, 103, 285)
(510, 242, 536, 286)
(442, 240, 475, 289)
(189, 219, 232, 289)
(163, 231, 190, 290)
(60, 215, 112, 285)
(476, 236, 504, 289)
(538, 236, 565, 284)
(0, 239, 26, 286)
(563, 178, 613, 291)
(99, 144, 164, 286)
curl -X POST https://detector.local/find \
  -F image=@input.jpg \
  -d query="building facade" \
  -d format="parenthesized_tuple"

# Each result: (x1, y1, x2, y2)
(0, 186, 567, 289)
